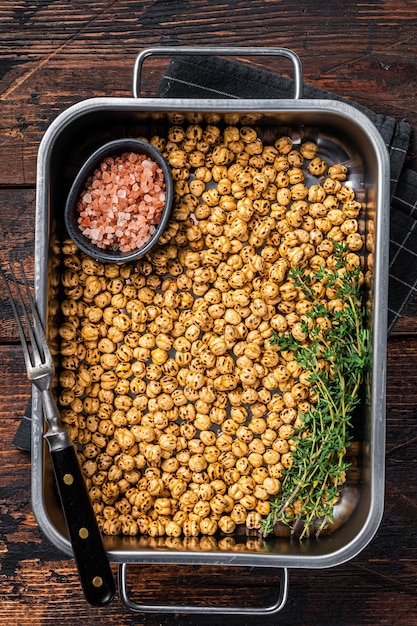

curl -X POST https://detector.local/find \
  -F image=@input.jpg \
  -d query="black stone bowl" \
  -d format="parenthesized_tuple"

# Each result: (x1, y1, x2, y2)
(64, 138, 173, 263)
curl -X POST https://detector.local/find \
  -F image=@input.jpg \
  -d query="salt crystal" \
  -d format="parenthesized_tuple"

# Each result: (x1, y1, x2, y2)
(77, 150, 165, 252)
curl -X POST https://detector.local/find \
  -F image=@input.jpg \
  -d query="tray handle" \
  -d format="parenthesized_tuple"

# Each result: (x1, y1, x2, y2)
(117, 563, 288, 615)
(132, 46, 303, 99)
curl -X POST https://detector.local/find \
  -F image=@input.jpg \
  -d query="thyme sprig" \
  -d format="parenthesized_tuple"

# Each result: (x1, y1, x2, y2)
(261, 242, 369, 539)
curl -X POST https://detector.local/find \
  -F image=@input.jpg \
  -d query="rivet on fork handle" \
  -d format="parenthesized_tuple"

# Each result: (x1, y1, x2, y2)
(48, 436, 116, 606)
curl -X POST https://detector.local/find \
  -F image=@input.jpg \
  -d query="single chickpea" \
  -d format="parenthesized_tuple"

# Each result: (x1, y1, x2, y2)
(346, 233, 364, 251)
(308, 156, 327, 176)
(328, 163, 348, 180)
(218, 516, 236, 534)
(275, 136, 293, 154)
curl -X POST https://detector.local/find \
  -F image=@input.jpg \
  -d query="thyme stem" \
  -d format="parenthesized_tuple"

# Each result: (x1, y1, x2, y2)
(261, 243, 369, 539)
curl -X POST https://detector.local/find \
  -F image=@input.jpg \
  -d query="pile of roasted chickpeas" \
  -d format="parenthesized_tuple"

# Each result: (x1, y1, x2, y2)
(57, 111, 364, 538)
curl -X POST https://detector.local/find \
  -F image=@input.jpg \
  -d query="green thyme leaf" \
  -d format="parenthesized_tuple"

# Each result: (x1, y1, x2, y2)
(261, 243, 369, 540)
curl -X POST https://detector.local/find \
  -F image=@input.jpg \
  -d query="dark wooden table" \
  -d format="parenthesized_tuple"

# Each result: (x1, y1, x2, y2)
(1, 2, 417, 624)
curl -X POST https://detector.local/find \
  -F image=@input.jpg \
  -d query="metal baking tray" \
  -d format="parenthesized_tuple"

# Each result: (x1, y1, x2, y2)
(32, 47, 389, 615)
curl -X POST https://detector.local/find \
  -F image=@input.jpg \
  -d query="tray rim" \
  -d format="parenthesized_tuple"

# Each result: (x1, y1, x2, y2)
(32, 95, 390, 569)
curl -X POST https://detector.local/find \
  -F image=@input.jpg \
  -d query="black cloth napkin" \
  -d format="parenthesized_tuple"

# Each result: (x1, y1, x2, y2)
(13, 54, 417, 452)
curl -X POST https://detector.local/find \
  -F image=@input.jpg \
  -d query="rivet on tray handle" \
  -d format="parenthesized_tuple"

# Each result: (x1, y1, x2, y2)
(47, 429, 116, 606)
(118, 563, 288, 615)
(132, 46, 303, 100)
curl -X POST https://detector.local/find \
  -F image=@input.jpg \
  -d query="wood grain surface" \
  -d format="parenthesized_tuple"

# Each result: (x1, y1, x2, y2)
(1, 1, 417, 624)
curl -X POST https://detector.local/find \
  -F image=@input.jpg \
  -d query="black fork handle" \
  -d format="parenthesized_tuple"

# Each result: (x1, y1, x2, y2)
(48, 440, 116, 606)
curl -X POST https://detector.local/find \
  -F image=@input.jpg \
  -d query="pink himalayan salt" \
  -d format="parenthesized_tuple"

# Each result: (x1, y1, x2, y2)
(77, 151, 166, 253)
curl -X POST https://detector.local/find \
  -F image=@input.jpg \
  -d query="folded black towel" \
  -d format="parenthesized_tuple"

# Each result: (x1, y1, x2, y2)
(13, 54, 417, 452)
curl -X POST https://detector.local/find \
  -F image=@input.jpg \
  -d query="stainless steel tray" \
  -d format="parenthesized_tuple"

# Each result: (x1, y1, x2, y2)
(32, 47, 389, 615)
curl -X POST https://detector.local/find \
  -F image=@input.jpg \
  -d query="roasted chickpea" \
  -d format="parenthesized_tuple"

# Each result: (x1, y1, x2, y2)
(58, 126, 363, 539)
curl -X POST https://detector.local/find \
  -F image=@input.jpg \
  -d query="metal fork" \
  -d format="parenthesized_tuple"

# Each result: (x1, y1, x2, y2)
(1, 261, 115, 607)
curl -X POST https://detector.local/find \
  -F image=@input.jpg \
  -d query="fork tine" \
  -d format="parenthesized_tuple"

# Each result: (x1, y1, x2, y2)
(0, 264, 33, 372)
(15, 260, 48, 361)
(1, 261, 45, 370)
